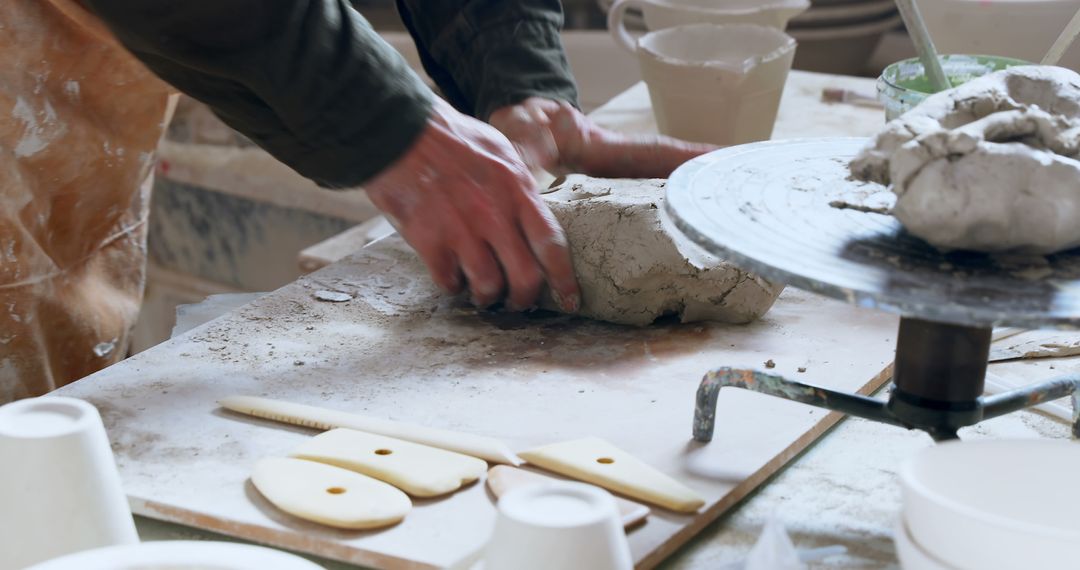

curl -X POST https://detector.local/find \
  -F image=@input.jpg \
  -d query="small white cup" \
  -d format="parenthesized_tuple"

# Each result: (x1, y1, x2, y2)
(633, 23, 796, 146)
(483, 482, 632, 570)
(608, 0, 809, 52)
(0, 397, 138, 569)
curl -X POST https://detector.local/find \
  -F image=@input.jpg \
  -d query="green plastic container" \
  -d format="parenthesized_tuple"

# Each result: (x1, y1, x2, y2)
(878, 55, 1031, 121)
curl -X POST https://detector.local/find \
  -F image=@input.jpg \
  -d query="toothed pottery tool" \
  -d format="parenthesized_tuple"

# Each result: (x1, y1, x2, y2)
(518, 437, 704, 513)
(291, 428, 486, 497)
(220, 395, 523, 465)
(486, 465, 650, 529)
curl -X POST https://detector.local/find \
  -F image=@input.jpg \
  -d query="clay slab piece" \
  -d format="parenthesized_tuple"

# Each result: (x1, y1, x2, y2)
(519, 437, 705, 513)
(251, 458, 411, 530)
(314, 290, 352, 303)
(291, 428, 487, 497)
(487, 465, 650, 528)
(851, 66, 1080, 254)
(540, 175, 782, 326)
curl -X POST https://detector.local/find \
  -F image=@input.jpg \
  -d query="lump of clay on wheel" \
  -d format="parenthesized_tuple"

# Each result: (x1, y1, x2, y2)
(850, 65, 1080, 254)
(540, 175, 782, 326)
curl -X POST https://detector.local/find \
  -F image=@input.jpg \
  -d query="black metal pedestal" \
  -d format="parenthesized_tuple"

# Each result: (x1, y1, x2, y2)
(693, 317, 1080, 442)
(665, 139, 1080, 444)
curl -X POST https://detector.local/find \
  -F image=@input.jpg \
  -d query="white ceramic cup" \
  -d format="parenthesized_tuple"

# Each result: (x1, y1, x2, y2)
(899, 440, 1080, 570)
(483, 482, 632, 570)
(608, 0, 809, 52)
(633, 23, 796, 146)
(0, 397, 138, 570)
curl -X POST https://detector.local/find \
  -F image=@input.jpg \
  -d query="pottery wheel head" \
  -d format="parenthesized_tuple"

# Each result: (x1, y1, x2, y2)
(664, 137, 1080, 329)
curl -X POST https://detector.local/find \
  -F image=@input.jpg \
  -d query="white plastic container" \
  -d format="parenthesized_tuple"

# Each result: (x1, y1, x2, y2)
(608, 0, 809, 52)
(0, 397, 138, 570)
(894, 519, 957, 570)
(633, 24, 796, 146)
(483, 482, 632, 570)
(899, 440, 1080, 570)
(24, 541, 324, 570)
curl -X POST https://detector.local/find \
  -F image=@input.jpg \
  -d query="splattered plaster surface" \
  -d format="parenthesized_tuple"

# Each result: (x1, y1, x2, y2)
(56, 231, 898, 569)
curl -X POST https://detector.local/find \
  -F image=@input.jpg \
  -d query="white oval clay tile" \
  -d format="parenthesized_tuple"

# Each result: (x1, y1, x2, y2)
(290, 428, 487, 497)
(250, 457, 411, 530)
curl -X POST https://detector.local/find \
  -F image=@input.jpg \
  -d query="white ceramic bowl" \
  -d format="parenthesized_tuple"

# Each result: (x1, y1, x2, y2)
(787, 12, 901, 75)
(894, 518, 957, 570)
(900, 440, 1080, 570)
(24, 541, 324, 570)
(789, 0, 896, 27)
(608, 0, 809, 52)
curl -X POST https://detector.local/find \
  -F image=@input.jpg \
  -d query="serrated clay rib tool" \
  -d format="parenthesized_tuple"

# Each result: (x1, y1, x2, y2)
(220, 395, 523, 466)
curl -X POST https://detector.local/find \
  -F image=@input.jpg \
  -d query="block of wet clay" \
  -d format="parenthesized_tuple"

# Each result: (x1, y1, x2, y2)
(518, 437, 705, 513)
(290, 428, 487, 497)
(487, 465, 650, 528)
(251, 457, 411, 529)
(850, 66, 1080, 254)
(540, 175, 782, 326)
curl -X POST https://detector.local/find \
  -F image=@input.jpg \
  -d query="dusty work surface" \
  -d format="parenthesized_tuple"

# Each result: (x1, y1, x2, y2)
(57, 234, 896, 569)
(56, 71, 901, 569)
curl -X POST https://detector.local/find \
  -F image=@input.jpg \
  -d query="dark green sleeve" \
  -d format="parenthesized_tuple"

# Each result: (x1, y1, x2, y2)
(84, 0, 433, 188)
(396, 0, 580, 120)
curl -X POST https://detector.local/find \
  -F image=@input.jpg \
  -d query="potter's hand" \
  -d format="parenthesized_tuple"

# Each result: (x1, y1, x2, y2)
(488, 97, 716, 178)
(365, 99, 580, 312)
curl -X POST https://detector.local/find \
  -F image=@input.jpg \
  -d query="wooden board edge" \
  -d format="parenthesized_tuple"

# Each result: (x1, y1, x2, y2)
(130, 496, 440, 570)
(634, 362, 895, 569)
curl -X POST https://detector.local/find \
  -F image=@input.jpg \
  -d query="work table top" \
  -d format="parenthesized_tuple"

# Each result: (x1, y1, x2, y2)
(64, 71, 1073, 568)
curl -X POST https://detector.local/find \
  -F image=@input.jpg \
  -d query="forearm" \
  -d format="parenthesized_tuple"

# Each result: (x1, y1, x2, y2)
(396, 0, 579, 120)
(84, 0, 433, 188)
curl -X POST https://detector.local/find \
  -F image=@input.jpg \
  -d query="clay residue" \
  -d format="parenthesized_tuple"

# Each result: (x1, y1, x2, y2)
(991, 330, 1080, 361)
(991, 252, 1055, 281)
(538, 175, 782, 327)
(828, 200, 892, 215)
(850, 66, 1080, 254)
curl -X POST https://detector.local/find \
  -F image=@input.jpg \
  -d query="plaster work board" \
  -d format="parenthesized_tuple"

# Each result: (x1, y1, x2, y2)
(56, 234, 896, 569)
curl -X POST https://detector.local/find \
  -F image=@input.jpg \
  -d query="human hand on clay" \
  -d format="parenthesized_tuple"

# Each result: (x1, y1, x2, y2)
(488, 97, 716, 178)
(364, 98, 580, 312)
